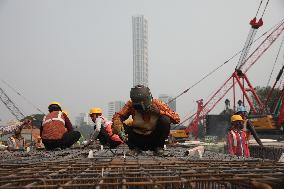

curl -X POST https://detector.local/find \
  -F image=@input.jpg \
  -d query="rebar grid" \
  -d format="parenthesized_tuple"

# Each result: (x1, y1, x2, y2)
(1, 155, 284, 188)
(1, 145, 284, 188)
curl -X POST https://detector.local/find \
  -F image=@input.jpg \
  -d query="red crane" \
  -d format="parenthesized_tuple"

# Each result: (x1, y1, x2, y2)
(187, 20, 284, 138)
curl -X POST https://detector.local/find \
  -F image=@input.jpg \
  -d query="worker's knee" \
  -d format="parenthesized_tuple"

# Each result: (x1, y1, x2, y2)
(74, 131, 81, 137)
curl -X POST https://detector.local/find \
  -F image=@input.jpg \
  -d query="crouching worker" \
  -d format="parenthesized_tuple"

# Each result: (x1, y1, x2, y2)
(4, 120, 31, 151)
(112, 85, 180, 156)
(41, 102, 81, 150)
(84, 107, 123, 148)
(227, 115, 250, 157)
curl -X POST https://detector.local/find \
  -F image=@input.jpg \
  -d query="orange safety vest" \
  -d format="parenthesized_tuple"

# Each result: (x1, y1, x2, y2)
(42, 111, 67, 140)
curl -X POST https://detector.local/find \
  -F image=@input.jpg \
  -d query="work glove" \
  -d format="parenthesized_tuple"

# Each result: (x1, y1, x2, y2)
(118, 131, 128, 142)
(83, 131, 99, 148)
(119, 131, 126, 139)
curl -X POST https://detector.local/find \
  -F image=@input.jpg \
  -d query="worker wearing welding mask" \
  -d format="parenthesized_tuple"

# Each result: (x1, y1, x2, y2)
(112, 85, 180, 156)
(227, 115, 250, 157)
(235, 105, 263, 147)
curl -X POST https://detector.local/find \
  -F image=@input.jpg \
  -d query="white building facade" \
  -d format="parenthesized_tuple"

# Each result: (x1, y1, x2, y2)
(132, 15, 148, 87)
(108, 101, 125, 120)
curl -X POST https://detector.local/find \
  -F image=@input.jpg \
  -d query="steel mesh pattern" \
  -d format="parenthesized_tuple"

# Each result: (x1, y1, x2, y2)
(0, 145, 284, 188)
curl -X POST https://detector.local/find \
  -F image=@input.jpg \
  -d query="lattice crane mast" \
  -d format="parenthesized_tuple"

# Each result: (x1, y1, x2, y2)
(0, 87, 25, 121)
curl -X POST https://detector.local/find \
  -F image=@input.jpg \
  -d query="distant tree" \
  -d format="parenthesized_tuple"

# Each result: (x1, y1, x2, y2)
(250, 86, 282, 113)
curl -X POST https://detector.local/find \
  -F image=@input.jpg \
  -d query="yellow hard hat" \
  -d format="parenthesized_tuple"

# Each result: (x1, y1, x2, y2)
(49, 101, 61, 108)
(231, 115, 243, 122)
(89, 107, 103, 115)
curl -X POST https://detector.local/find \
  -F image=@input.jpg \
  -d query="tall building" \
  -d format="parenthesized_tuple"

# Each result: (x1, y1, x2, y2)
(159, 94, 176, 112)
(132, 15, 148, 87)
(75, 113, 92, 127)
(108, 101, 125, 120)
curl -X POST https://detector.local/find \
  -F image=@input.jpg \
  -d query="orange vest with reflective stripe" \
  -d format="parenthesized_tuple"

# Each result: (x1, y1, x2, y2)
(42, 111, 67, 140)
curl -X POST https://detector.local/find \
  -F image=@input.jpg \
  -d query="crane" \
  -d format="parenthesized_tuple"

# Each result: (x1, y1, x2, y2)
(187, 20, 284, 138)
(0, 87, 25, 121)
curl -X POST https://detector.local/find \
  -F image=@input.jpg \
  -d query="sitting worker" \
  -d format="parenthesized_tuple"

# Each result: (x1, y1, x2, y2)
(112, 85, 180, 156)
(84, 107, 123, 148)
(40, 102, 81, 150)
(227, 115, 250, 157)
(7, 126, 25, 151)
(235, 105, 263, 147)
(2, 120, 31, 151)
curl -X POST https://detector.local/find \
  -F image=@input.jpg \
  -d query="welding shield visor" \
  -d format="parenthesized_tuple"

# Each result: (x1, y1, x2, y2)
(130, 86, 152, 111)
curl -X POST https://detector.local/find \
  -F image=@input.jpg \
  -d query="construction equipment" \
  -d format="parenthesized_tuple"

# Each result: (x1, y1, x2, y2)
(170, 129, 189, 140)
(0, 87, 25, 121)
(185, 18, 284, 139)
(0, 87, 39, 145)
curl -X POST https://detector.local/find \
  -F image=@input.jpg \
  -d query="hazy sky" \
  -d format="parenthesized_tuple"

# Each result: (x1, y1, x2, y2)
(1, 0, 284, 123)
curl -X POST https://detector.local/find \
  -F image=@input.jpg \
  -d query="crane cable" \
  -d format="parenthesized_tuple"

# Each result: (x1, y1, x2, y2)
(169, 19, 284, 105)
(255, 0, 270, 18)
(0, 79, 45, 114)
(174, 19, 284, 127)
(261, 0, 270, 18)
(255, 0, 263, 18)
(266, 35, 284, 87)
(279, 53, 284, 87)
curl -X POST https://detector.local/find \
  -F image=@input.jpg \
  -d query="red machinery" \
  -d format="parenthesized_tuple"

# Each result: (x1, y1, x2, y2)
(186, 19, 284, 139)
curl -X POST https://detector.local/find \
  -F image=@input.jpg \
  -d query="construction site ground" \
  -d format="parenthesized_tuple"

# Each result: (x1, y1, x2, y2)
(1, 142, 284, 189)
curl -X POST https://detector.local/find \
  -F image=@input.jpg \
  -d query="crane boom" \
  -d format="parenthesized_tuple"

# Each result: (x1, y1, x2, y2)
(243, 21, 284, 73)
(203, 20, 284, 116)
(0, 87, 25, 121)
(187, 20, 284, 136)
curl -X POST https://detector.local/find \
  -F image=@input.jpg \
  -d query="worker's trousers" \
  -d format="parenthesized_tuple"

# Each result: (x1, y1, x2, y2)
(97, 127, 122, 149)
(125, 115, 171, 151)
(42, 131, 81, 150)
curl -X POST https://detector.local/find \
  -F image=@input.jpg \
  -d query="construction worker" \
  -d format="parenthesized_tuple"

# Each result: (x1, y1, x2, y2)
(3, 120, 31, 151)
(84, 107, 123, 148)
(40, 102, 81, 150)
(0, 120, 31, 135)
(7, 126, 25, 151)
(112, 85, 180, 156)
(227, 115, 250, 157)
(235, 105, 263, 147)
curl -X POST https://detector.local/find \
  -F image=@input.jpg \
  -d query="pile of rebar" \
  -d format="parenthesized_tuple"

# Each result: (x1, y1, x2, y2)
(0, 145, 283, 189)
(250, 145, 284, 161)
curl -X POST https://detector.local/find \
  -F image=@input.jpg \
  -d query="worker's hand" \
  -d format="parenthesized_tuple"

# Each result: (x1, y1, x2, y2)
(112, 120, 124, 135)
(148, 105, 160, 115)
(123, 134, 128, 142)
(119, 131, 127, 142)
(82, 139, 94, 148)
